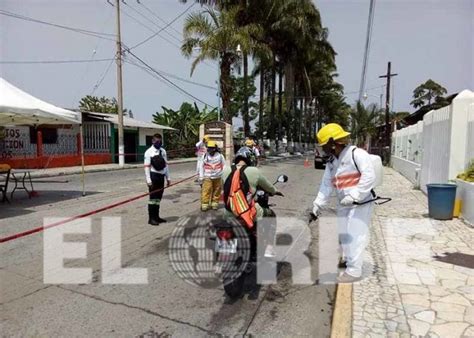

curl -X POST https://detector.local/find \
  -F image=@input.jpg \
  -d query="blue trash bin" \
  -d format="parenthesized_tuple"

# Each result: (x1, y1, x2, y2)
(426, 183, 457, 220)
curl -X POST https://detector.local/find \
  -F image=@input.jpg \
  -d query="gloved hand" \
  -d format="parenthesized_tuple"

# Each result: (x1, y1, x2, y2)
(310, 202, 321, 221)
(340, 195, 355, 206)
(198, 178, 203, 186)
(312, 202, 320, 216)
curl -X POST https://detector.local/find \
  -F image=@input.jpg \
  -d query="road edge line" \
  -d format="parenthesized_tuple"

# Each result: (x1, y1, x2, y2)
(330, 283, 352, 338)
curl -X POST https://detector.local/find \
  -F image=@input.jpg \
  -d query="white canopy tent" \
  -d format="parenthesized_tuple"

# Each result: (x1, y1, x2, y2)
(0, 77, 81, 125)
(0, 77, 86, 195)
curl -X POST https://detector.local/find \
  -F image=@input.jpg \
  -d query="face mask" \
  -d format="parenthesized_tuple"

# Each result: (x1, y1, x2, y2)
(153, 140, 162, 149)
(323, 144, 336, 156)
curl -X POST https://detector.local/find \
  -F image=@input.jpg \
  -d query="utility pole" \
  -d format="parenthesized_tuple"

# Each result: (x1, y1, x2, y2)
(358, 0, 376, 102)
(115, 0, 125, 167)
(379, 61, 397, 163)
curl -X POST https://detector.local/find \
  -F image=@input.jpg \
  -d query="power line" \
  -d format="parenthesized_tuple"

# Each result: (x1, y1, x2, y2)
(125, 58, 217, 90)
(122, 1, 182, 45)
(0, 58, 115, 64)
(138, 0, 184, 37)
(345, 84, 385, 96)
(73, 9, 115, 107)
(0, 9, 116, 41)
(125, 50, 215, 107)
(90, 57, 116, 95)
(129, 1, 195, 50)
(118, 5, 182, 49)
(116, 2, 214, 71)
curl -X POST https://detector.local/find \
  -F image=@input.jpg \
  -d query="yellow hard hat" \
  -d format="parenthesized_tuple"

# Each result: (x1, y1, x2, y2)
(317, 123, 351, 146)
(203, 134, 210, 142)
(245, 139, 254, 147)
(207, 140, 217, 148)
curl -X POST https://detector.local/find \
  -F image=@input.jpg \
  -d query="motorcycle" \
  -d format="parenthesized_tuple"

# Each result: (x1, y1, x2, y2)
(213, 174, 288, 299)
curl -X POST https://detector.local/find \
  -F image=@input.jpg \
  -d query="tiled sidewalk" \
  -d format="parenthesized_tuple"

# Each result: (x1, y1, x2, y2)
(352, 168, 474, 338)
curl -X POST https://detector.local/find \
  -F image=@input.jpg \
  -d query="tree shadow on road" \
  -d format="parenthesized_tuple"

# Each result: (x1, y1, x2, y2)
(0, 190, 100, 219)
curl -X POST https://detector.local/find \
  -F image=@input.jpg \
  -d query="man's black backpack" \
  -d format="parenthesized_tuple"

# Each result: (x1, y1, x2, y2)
(151, 149, 167, 171)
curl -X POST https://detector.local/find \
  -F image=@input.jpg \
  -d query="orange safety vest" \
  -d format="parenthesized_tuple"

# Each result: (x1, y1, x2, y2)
(223, 165, 257, 229)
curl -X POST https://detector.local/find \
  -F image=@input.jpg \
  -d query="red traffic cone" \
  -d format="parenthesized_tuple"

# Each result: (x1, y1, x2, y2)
(304, 157, 310, 168)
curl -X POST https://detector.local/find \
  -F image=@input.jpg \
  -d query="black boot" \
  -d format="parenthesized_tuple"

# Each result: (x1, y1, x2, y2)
(156, 205, 167, 223)
(338, 258, 347, 269)
(148, 205, 160, 226)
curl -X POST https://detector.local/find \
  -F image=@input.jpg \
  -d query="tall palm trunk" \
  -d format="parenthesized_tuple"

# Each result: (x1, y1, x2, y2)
(284, 63, 294, 142)
(270, 60, 276, 141)
(221, 56, 232, 124)
(259, 67, 265, 139)
(243, 52, 250, 136)
(277, 63, 283, 141)
(307, 98, 313, 144)
(293, 80, 298, 142)
(298, 97, 303, 143)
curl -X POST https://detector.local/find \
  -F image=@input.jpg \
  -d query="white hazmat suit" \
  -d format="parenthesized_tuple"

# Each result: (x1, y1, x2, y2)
(313, 145, 376, 278)
(195, 140, 207, 175)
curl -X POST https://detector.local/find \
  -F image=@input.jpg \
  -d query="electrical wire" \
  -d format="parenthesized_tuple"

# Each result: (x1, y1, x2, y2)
(124, 50, 215, 107)
(129, 1, 195, 50)
(0, 9, 116, 41)
(118, 4, 182, 49)
(116, 2, 214, 71)
(125, 55, 214, 107)
(90, 57, 116, 95)
(0, 58, 115, 64)
(122, 1, 182, 45)
(138, 0, 184, 37)
(345, 84, 385, 96)
(73, 8, 115, 107)
(125, 58, 217, 90)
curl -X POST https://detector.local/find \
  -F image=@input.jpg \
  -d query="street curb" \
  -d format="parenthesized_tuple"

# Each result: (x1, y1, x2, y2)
(330, 283, 352, 338)
(28, 158, 197, 179)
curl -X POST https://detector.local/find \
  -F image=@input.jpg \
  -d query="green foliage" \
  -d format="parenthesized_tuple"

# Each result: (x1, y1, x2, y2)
(350, 101, 383, 146)
(78, 95, 131, 116)
(181, 6, 265, 124)
(178, 0, 348, 141)
(410, 79, 448, 109)
(229, 75, 258, 120)
(457, 160, 474, 182)
(152, 102, 217, 157)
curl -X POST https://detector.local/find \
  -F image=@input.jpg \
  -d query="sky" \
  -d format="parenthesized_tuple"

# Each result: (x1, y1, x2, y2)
(1, 0, 473, 124)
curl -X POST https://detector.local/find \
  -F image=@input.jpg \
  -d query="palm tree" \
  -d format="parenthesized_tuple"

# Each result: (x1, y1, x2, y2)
(350, 101, 383, 147)
(180, 0, 347, 143)
(181, 6, 263, 124)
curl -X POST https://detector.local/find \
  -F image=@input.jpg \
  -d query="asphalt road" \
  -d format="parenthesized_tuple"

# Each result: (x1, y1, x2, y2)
(1, 158, 336, 337)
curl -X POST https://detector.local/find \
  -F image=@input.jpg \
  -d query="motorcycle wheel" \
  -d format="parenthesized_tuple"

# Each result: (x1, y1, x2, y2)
(223, 272, 246, 299)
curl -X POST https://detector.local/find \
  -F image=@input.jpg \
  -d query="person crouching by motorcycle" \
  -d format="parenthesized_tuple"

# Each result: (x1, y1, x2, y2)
(144, 133, 171, 225)
(199, 141, 226, 211)
(222, 148, 283, 258)
(312, 123, 376, 283)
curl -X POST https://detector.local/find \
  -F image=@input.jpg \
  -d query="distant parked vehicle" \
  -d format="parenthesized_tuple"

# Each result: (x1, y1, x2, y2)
(314, 146, 329, 169)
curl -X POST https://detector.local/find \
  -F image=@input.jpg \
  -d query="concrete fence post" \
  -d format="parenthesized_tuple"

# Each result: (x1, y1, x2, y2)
(76, 133, 82, 156)
(36, 131, 43, 158)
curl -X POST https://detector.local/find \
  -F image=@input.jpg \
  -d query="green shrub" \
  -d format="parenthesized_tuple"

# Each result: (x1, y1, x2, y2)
(457, 159, 474, 182)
